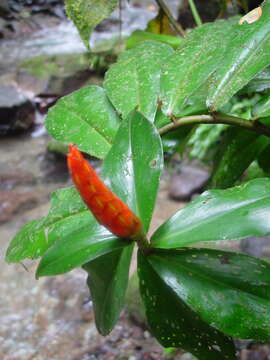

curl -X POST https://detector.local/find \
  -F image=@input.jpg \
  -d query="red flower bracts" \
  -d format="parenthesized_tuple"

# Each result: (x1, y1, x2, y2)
(67, 144, 143, 239)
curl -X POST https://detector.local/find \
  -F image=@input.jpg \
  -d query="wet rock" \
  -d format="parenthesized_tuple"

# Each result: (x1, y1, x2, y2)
(19, 53, 98, 96)
(0, 73, 28, 107)
(0, 169, 36, 190)
(0, 71, 45, 134)
(0, 0, 9, 15)
(40, 151, 69, 183)
(0, 190, 38, 223)
(169, 164, 210, 201)
(240, 236, 270, 258)
(0, 101, 35, 134)
(244, 346, 270, 360)
(0, 72, 47, 106)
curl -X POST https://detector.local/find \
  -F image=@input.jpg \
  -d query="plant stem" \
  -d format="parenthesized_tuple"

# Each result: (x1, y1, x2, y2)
(134, 233, 151, 250)
(188, 0, 203, 27)
(158, 112, 270, 138)
(155, 0, 186, 37)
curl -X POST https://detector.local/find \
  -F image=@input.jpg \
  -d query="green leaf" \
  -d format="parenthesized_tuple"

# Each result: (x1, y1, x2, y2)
(36, 111, 162, 276)
(36, 221, 128, 277)
(160, 19, 236, 116)
(207, 0, 270, 110)
(147, 248, 270, 340)
(45, 85, 120, 159)
(83, 244, 133, 335)
(65, 0, 118, 50)
(243, 66, 270, 93)
(253, 93, 270, 118)
(80, 112, 161, 335)
(103, 110, 163, 232)
(151, 178, 270, 248)
(126, 30, 182, 50)
(186, 124, 227, 161)
(209, 127, 270, 189)
(6, 187, 89, 262)
(258, 143, 270, 174)
(138, 251, 236, 360)
(104, 41, 174, 122)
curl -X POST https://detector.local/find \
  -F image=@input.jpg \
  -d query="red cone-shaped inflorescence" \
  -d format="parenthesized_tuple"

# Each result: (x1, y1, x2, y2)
(67, 144, 143, 239)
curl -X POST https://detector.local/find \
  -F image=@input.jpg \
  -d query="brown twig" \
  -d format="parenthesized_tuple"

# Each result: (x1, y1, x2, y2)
(158, 112, 270, 138)
(155, 0, 186, 37)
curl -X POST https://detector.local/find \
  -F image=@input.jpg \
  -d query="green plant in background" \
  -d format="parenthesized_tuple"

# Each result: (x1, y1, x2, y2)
(5, 0, 270, 359)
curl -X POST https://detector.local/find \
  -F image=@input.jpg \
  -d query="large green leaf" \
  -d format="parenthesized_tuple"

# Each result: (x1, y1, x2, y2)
(148, 248, 270, 340)
(160, 19, 236, 116)
(80, 111, 163, 335)
(138, 251, 236, 360)
(207, 0, 270, 110)
(65, 0, 118, 49)
(83, 244, 133, 335)
(45, 85, 120, 159)
(103, 111, 163, 232)
(151, 178, 270, 248)
(209, 127, 270, 189)
(36, 111, 162, 276)
(104, 41, 174, 122)
(36, 223, 127, 277)
(6, 187, 90, 262)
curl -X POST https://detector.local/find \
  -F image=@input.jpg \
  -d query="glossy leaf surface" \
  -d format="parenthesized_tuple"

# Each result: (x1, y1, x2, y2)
(209, 127, 270, 189)
(160, 19, 236, 116)
(65, 0, 118, 49)
(36, 221, 127, 277)
(83, 245, 133, 335)
(35, 111, 162, 276)
(207, 0, 270, 110)
(104, 41, 174, 122)
(151, 178, 270, 248)
(138, 251, 236, 360)
(243, 66, 270, 93)
(6, 187, 90, 262)
(103, 111, 163, 232)
(46, 86, 120, 159)
(147, 248, 270, 340)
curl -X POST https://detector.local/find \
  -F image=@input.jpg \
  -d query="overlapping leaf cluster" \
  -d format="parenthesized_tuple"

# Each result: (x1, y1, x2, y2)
(6, 2, 270, 359)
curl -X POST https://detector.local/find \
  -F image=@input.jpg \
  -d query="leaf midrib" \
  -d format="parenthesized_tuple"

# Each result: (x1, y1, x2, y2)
(210, 19, 270, 106)
(61, 100, 113, 145)
(153, 192, 270, 244)
(150, 254, 270, 305)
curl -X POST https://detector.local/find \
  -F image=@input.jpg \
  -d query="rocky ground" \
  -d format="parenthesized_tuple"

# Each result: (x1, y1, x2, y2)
(1, 1, 270, 359)
(0, 131, 187, 360)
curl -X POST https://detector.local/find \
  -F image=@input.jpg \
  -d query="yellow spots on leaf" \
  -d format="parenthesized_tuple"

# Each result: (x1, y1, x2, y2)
(239, 7, 262, 25)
